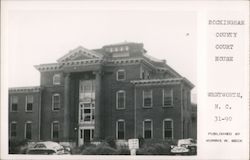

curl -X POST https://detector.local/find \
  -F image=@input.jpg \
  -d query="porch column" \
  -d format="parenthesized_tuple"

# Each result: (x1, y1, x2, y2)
(63, 73, 70, 140)
(94, 71, 102, 140)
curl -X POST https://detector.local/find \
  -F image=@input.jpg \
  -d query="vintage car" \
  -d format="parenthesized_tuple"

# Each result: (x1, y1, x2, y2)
(170, 138, 197, 155)
(27, 141, 65, 155)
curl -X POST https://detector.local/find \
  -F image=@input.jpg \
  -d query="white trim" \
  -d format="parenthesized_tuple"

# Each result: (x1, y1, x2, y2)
(143, 119, 153, 139)
(53, 74, 61, 85)
(163, 119, 174, 139)
(116, 69, 126, 81)
(10, 96, 18, 112)
(24, 121, 32, 139)
(10, 121, 17, 138)
(57, 46, 102, 63)
(79, 102, 95, 123)
(116, 119, 125, 140)
(52, 93, 60, 111)
(162, 89, 174, 107)
(142, 90, 153, 108)
(51, 121, 60, 139)
(25, 95, 34, 112)
(140, 65, 143, 79)
(116, 90, 126, 109)
(125, 46, 129, 51)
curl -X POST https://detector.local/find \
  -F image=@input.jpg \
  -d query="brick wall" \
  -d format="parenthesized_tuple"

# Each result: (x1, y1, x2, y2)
(9, 91, 41, 141)
(135, 84, 183, 140)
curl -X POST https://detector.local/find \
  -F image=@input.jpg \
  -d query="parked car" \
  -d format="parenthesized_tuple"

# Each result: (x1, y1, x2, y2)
(27, 141, 65, 155)
(170, 138, 197, 155)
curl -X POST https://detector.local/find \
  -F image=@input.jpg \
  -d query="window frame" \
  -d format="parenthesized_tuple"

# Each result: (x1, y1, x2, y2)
(163, 119, 173, 139)
(10, 121, 17, 138)
(143, 90, 153, 108)
(125, 46, 129, 51)
(52, 93, 60, 111)
(143, 119, 153, 139)
(116, 90, 126, 109)
(24, 121, 32, 140)
(53, 74, 61, 85)
(79, 102, 95, 123)
(162, 89, 174, 107)
(116, 119, 125, 140)
(10, 96, 18, 112)
(25, 95, 34, 112)
(116, 69, 126, 81)
(51, 121, 60, 139)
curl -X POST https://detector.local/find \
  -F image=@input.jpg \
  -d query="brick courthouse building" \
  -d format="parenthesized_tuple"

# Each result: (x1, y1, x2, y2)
(9, 42, 196, 146)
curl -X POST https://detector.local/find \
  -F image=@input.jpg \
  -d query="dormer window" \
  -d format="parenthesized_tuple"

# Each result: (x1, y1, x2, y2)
(115, 47, 118, 52)
(120, 47, 124, 51)
(117, 69, 126, 81)
(53, 74, 61, 85)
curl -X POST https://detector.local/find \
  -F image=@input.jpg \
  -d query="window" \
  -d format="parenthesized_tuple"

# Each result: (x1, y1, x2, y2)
(26, 95, 33, 112)
(79, 103, 95, 123)
(163, 119, 173, 139)
(10, 96, 18, 112)
(52, 94, 60, 111)
(143, 119, 152, 139)
(112, 52, 130, 58)
(117, 70, 126, 81)
(79, 80, 95, 101)
(143, 90, 152, 107)
(116, 90, 126, 109)
(141, 70, 145, 79)
(141, 68, 150, 80)
(125, 46, 129, 51)
(163, 89, 173, 107)
(10, 122, 17, 138)
(116, 120, 125, 139)
(53, 74, 61, 85)
(25, 121, 32, 139)
(51, 121, 59, 139)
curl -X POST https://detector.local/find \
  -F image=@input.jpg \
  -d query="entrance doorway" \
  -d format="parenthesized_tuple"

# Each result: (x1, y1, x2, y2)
(79, 127, 94, 146)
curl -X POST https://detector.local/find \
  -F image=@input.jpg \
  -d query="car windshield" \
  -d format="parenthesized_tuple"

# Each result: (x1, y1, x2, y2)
(34, 144, 46, 148)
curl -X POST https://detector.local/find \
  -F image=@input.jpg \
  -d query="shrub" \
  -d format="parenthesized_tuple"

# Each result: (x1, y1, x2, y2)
(136, 140, 172, 155)
(152, 143, 171, 155)
(105, 137, 116, 149)
(116, 147, 130, 155)
(81, 143, 117, 155)
(9, 139, 28, 154)
(138, 135, 144, 148)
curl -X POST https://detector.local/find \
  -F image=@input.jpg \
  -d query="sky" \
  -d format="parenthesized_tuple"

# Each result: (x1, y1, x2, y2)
(6, 2, 197, 101)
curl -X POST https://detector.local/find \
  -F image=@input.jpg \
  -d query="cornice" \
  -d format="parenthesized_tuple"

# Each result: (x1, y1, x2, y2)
(34, 63, 62, 72)
(9, 86, 41, 93)
(131, 78, 194, 88)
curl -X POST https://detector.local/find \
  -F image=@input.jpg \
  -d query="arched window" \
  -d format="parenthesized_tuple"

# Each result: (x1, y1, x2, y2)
(52, 93, 60, 111)
(116, 90, 126, 109)
(116, 119, 125, 140)
(143, 119, 153, 139)
(51, 121, 59, 139)
(25, 121, 32, 139)
(10, 121, 17, 138)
